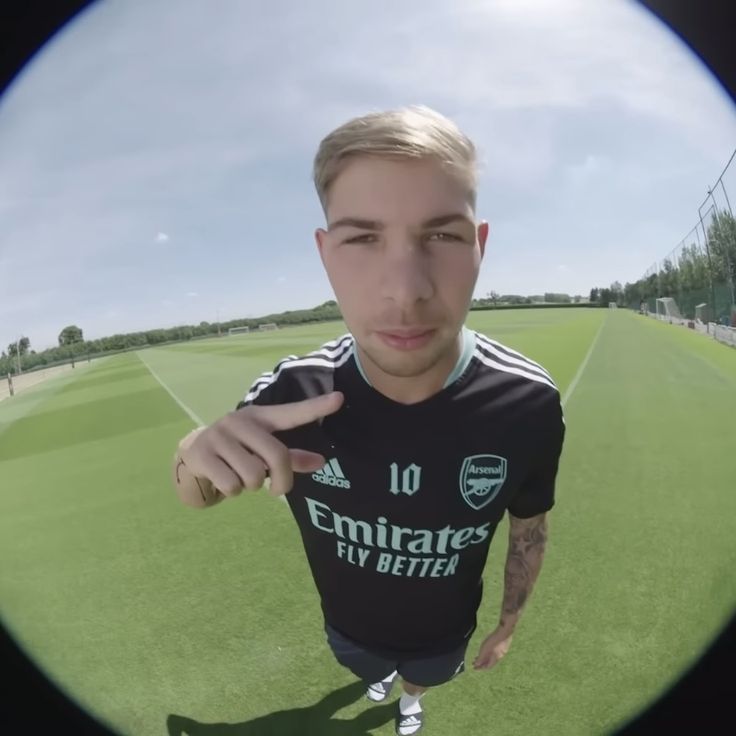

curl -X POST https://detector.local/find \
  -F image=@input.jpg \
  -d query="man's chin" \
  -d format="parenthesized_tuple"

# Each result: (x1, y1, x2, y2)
(360, 336, 453, 380)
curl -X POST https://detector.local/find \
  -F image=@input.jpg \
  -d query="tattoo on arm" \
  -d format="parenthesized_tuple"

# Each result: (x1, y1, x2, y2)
(500, 514, 548, 627)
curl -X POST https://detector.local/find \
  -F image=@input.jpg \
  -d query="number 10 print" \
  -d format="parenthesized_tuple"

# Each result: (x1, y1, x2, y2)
(389, 462, 422, 496)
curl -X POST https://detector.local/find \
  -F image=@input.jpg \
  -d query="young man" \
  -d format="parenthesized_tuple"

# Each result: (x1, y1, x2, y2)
(173, 106, 565, 736)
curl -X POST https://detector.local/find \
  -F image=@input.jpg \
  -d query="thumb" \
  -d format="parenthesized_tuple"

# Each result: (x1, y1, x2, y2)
(289, 448, 327, 473)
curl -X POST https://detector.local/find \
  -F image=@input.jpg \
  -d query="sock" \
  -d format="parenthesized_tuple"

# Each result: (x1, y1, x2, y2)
(399, 691, 424, 716)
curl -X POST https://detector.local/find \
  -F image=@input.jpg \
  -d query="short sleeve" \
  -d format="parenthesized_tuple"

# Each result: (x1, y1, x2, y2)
(234, 355, 297, 411)
(507, 392, 565, 519)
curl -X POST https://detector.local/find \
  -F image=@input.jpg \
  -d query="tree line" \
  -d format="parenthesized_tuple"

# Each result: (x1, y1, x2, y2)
(2, 290, 607, 379)
(587, 211, 736, 312)
(471, 292, 585, 307)
(0, 300, 342, 377)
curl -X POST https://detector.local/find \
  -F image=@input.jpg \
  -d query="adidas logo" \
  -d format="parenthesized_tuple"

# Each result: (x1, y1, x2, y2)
(312, 458, 351, 489)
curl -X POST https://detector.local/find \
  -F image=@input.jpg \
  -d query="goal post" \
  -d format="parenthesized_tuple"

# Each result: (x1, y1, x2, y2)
(608, 302, 618, 309)
(227, 326, 250, 336)
(694, 303, 712, 323)
(258, 323, 278, 332)
(655, 297, 682, 321)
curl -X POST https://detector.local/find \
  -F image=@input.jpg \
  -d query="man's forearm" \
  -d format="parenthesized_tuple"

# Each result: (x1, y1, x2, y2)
(498, 512, 548, 633)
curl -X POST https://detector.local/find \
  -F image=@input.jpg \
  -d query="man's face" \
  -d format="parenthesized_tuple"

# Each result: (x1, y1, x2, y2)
(315, 156, 488, 379)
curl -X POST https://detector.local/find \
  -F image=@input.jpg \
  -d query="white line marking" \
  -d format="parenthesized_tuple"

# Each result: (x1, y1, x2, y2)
(561, 315, 607, 408)
(136, 351, 204, 427)
(137, 350, 288, 503)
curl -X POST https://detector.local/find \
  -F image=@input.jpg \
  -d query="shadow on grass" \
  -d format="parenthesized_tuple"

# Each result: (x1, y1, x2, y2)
(166, 681, 396, 736)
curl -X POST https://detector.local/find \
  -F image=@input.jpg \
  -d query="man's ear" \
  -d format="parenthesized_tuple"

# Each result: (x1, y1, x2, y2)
(315, 228, 327, 263)
(477, 221, 490, 258)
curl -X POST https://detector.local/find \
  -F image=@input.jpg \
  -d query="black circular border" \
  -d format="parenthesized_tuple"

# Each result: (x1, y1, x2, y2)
(1, 1, 734, 733)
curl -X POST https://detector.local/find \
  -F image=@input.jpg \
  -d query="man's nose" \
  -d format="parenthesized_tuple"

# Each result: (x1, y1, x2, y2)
(379, 244, 435, 307)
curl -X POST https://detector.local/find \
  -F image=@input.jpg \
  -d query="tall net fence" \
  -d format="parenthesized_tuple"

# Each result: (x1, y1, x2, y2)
(631, 150, 736, 346)
(640, 218, 734, 321)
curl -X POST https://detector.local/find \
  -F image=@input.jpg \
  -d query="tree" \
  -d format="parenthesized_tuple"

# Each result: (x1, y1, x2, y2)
(598, 288, 614, 305)
(706, 210, 736, 287)
(589, 288, 600, 303)
(544, 293, 571, 303)
(58, 325, 84, 346)
(7, 337, 30, 357)
(610, 281, 624, 303)
(624, 282, 639, 306)
(658, 259, 679, 297)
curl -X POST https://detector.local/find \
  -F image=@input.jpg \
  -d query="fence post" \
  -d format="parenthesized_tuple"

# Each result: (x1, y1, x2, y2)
(7, 373, 14, 397)
(697, 208, 718, 318)
(707, 188, 736, 312)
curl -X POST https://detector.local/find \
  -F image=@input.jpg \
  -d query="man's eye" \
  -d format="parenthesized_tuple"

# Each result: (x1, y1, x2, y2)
(427, 232, 463, 242)
(344, 234, 377, 244)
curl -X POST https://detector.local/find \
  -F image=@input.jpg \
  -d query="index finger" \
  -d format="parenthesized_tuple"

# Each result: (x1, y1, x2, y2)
(246, 391, 344, 432)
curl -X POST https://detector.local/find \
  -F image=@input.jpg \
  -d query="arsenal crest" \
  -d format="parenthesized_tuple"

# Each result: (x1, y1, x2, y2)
(459, 454, 507, 510)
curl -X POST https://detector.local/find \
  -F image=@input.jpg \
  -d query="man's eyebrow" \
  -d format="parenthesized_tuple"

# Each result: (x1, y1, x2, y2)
(327, 217, 384, 231)
(327, 213, 474, 231)
(421, 213, 475, 228)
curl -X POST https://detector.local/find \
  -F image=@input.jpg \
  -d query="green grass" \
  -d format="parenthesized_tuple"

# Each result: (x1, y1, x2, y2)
(1, 309, 735, 736)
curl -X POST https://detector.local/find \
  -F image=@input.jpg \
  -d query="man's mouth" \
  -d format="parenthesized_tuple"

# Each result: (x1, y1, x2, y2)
(374, 328, 436, 351)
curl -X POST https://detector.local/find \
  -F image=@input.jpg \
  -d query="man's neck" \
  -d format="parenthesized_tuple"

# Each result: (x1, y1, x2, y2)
(356, 331, 464, 405)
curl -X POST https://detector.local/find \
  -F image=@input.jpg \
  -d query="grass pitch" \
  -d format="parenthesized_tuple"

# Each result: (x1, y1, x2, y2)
(0, 308, 734, 735)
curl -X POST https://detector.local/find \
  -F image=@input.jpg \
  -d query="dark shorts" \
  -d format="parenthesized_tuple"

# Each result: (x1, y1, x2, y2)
(324, 622, 469, 688)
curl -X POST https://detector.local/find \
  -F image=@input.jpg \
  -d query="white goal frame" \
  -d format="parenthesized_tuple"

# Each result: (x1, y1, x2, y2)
(227, 326, 250, 336)
(655, 297, 683, 321)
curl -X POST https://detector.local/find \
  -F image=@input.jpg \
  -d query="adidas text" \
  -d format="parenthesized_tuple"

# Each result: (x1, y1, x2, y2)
(312, 473, 351, 489)
(312, 458, 351, 489)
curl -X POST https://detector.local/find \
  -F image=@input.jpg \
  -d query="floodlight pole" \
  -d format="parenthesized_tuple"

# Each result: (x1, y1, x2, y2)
(15, 337, 22, 375)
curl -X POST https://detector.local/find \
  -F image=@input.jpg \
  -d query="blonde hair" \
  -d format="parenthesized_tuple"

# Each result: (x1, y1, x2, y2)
(313, 105, 478, 213)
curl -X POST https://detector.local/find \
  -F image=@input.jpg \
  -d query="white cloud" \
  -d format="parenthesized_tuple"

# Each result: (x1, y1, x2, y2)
(276, 276, 287, 283)
(155, 231, 169, 243)
(186, 292, 198, 298)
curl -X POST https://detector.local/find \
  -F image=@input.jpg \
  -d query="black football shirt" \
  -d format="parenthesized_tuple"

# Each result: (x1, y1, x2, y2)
(236, 327, 565, 658)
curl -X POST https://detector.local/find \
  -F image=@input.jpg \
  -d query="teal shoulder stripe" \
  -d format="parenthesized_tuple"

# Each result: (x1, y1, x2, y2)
(353, 345, 372, 386)
(443, 326, 475, 388)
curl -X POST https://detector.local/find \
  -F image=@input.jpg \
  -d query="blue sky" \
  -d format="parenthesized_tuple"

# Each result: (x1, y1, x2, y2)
(0, 0, 734, 352)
